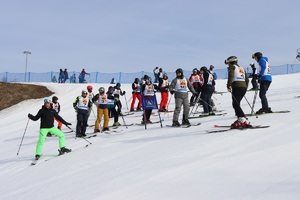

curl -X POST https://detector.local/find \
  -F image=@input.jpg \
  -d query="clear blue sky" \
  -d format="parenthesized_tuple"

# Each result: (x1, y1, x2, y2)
(1, 0, 299, 73)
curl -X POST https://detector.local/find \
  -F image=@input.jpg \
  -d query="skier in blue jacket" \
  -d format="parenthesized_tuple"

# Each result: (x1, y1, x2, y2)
(252, 52, 272, 114)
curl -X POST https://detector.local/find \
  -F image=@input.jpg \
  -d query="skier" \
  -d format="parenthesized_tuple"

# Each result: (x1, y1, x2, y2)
(199, 66, 215, 114)
(153, 66, 159, 83)
(28, 98, 72, 160)
(225, 56, 251, 128)
(73, 90, 92, 137)
(86, 85, 94, 121)
(130, 78, 142, 112)
(189, 68, 202, 106)
(107, 86, 121, 126)
(252, 52, 273, 114)
(158, 73, 169, 112)
(52, 96, 63, 131)
(113, 83, 126, 116)
(169, 68, 197, 127)
(92, 87, 110, 132)
(249, 63, 259, 90)
(141, 75, 156, 124)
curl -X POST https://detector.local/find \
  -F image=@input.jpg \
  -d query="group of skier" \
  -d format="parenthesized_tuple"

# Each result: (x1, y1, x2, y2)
(28, 51, 272, 161)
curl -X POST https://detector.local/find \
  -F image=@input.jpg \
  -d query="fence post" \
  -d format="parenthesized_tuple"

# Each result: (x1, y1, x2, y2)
(95, 72, 98, 83)
(6, 72, 8, 82)
(28, 72, 30, 82)
(119, 72, 122, 83)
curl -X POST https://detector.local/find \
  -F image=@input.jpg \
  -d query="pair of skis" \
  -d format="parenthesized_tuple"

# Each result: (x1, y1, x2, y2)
(206, 124, 270, 133)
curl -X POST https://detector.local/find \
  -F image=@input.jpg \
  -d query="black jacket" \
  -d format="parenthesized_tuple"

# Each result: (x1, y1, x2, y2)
(29, 105, 68, 128)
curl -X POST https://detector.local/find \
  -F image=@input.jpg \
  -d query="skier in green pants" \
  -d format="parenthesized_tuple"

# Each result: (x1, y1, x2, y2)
(28, 98, 72, 160)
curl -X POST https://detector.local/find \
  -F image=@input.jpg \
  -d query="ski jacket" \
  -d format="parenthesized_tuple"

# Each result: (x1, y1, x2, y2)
(257, 56, 272, 82)
(29, 105, 68, 128)
(169, 76, 196, 99)
(227, 64, 249, 88)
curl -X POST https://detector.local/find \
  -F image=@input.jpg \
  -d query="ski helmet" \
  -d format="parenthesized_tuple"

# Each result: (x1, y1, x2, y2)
(193, 68, 198, 73)
(252, 52, 263, 59)
(87, 85, 93, 90)
(225, 56, 238, 64)
(175, 68, 183, 74)
(200, 66, 207, 72)
(52, 96, 58, 101)
(108, 86, 114, 91)
(98, 87, 105, 93)
(82, 90, 88, 94)
(44, 98, 51, 103)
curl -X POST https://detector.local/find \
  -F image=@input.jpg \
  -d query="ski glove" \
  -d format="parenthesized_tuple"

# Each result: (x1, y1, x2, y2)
(122, 91, 126, 95)
(28, 113, 33, 119)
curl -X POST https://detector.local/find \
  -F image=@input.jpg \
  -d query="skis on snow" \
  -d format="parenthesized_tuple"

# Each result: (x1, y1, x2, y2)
(206, 124, 270, 133)
(165, 122, 201, 128)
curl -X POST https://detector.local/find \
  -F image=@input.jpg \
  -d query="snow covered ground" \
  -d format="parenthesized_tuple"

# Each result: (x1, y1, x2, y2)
(1, 73, 300, 200)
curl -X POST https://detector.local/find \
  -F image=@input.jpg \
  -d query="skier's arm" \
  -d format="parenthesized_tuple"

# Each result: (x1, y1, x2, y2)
(28, 109, 42, 121)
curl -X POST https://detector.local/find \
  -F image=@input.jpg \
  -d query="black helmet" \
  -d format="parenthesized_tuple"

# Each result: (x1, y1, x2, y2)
(175, 68, 183, 74)
(192, 68, 198, 73)
(200, 66, 207, 72)
(98, 87, 105, 93)
(225, 56, 238, 64)
(52, 96, 58, 101)
(134, 78, 140, 83)
(252, 52, 263, 59)
(143, 74, 150, 80)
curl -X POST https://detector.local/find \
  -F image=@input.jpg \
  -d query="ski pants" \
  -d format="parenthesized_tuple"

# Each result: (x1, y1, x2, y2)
(232, 87, 247, 118)
(259, 81, 271, 110)
(95, 108, 109, 129)
(130, 93, 142, 110)
(36, 127, 66, 156)
(200, 92, 213, 113)
(76, 109, 89, 135)
(54, 117, 62, 129)
(160, 91, 169, 110)
(173, 96, 190, 122)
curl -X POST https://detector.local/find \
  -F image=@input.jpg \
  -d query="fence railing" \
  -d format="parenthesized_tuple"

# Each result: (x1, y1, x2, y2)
(1, 64, 300, 83)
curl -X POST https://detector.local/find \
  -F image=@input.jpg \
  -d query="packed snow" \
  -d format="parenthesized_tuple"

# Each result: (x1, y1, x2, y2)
(1, 73, 300, 200)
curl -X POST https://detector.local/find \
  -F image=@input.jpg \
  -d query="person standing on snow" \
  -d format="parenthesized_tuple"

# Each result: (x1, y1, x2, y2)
(130, 78, 142, 112)
(199, 66, 215, 115)
(158, 73, 169, 112)
(86, 85, 94, 121)
(107, 86, 121, 126)
(73, 90, 92, 137)
(28, 98, 72, 160)
(252, 52, 273, 114)
(141, 75, 156, 124)
(169, 68, 197, 127)
(189, 68, 202, 106)
(113, 83, 126, 116)
(249, 63, 259, 90)
(52, 96, 63, 131)
(92, 87, 110, 132)
(63, 68, 69, 83)
(58, 69, 64, 83)
(225, 56, 251, 128)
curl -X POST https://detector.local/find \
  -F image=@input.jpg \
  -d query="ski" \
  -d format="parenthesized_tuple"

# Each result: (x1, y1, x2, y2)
(102, 129, 124, 134)
(188, 113, 226, 119)
(84, 134, 97, 138)
(245, 110, 290, 116)
(207, 125, 270, 133)
(134, 121, 162, 126)
(166, 122, 201, 128)
(191, 110, 225, 114)
(121, 112, 135, 116)
(294, 96, 300, 98)
(109, 123, 134, 128)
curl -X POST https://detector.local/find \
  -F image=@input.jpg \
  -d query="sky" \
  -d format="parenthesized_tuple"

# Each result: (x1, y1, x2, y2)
(1, 0, 300, 73)
(1, 73, 300, 199)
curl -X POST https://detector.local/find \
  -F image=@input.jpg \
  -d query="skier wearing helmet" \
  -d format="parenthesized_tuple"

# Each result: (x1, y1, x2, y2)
(225, 56, 251, 129)
(73, 90, 92, 137)
(92, 87, 110, 132)
(169, 68, 197, 127)
(252, 52, 272, 114)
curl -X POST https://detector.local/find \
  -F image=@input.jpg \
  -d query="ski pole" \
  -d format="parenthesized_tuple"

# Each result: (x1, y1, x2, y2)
(123, 93, 129, 112)
(243, 94, 258, 118)
(66, 125, 92, 145)
(120, 114, 128, 129)
(251, 89, 259, 115)
(16, 118, 30, 156)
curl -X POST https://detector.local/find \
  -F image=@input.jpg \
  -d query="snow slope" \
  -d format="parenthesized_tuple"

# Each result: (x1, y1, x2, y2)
(1, 73, 300, 200)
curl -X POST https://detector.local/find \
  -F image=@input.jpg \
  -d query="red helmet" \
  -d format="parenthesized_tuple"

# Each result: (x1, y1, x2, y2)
(87, 85, 93, 90)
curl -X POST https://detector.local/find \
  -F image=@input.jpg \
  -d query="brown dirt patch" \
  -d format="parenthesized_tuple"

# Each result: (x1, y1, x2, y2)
(0, 82, 54, 111)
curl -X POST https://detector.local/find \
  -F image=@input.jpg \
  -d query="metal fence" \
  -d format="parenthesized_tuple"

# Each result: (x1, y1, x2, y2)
(1, 64, 300, 83)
